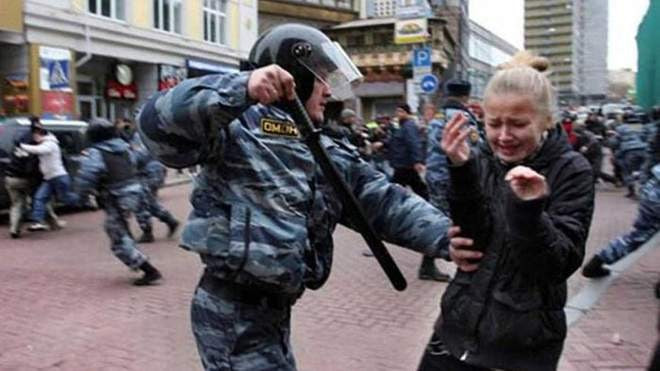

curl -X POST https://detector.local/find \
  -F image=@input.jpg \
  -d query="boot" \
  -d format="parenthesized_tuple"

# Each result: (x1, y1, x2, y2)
(581, 255, 610, 278)
(134, 262, 162, 286)
(137, 229, 155, 243)
(418, 257, 450, 282)
(625, 185, 636, 199)
(166, 218, 180, 238)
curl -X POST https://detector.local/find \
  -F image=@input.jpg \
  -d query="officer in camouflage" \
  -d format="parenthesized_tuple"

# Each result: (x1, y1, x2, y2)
(137, 24, 452, 371)
(115, 118, 180, 243)
(75, 118, 162, 286)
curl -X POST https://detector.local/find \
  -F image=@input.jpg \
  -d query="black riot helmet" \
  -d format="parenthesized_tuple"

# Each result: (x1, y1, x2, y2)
(247, 23, 362, 104)
(86, 118, 118, 144)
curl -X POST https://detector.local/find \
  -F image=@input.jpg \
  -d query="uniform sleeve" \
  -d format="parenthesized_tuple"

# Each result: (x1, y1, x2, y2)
(506, 155, 595, 284)
(328, 141, 451, 258)
(425, 120, 449, 194)
(20, 141, 55, 155)
(73, 149, 105, 198)
(137, 72, 253, 168)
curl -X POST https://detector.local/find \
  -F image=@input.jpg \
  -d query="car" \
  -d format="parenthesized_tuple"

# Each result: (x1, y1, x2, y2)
(0, 117, 89, 211)
(601, 103, 625, 119)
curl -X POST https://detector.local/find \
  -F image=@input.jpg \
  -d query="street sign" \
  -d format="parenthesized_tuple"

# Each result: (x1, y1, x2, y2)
(412, 47, 432, 80)
(412, 47, 432, 68)
(420, 74, 438, 93)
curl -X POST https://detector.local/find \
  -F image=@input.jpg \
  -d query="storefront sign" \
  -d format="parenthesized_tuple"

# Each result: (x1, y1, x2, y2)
(39, 46, 71, 91)
(106, 80, 138, 100)
(42, 90, 74, 119)
(159, 64, 187, 91)
(394, 18, 428, 45)
(106, 63, 138, 100)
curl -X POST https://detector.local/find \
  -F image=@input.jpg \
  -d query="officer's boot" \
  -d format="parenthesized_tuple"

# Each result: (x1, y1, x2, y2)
(581, 255, 610, 278)
(625, 185, 636, 199)
(137, 227, 155, 243)
(134, 261, 162, 286)
(165, 216, 180, 238)
(418, 256, 450, 282)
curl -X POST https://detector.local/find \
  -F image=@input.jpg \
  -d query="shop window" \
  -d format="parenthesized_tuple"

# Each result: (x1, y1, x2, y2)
(154, 0, 182, 34)
(88, 0, 125, 20)
(203, 0, 227, 45)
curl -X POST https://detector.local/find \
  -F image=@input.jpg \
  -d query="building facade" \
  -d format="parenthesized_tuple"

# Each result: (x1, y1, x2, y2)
(467, 20, 518, 100)
(325, 16, 455, 120)
(0, 0, 256, 121)
(524, 0, 608, 104)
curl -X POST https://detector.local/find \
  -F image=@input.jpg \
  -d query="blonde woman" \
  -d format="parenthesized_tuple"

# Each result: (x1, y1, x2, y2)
(418, 52, 595, 370)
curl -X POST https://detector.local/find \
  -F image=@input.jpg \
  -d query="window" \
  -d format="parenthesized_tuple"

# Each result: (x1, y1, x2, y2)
(88, 0, 125, 20)
(346, 35, 364, 47)
(203, 0, 227, 45)
(154, 0, 182, 34)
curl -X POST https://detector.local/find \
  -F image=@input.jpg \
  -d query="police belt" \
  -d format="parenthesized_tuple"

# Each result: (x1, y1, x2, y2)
(199, 272, 297, 309)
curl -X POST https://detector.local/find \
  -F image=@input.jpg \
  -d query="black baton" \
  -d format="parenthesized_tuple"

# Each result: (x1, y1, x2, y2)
(286, 95, 407, 291)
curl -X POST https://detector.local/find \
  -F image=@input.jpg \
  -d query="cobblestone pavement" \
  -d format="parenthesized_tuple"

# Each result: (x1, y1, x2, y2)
(0, 183, 654, 371)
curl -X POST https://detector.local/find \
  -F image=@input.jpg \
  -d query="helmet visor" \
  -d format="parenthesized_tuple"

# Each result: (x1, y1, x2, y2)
(298, 41, 363, 101)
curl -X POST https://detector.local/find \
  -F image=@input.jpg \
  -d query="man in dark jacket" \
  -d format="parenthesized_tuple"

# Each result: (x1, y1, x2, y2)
(4, 126, 62, 238)
(573, 125, 618, 185)
(386, 103, 427, 199)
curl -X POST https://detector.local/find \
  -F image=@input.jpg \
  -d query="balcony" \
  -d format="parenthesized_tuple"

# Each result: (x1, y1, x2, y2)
(259, 0, 357, 23)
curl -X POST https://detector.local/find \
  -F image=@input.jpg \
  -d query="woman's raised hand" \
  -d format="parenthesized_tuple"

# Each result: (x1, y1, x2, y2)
(440, 113, 471, 166)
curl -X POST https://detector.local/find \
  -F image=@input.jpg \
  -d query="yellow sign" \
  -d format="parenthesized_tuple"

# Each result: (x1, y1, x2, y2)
(260, 118, 300, 138)
(0, 0, 23, 33)
(395, 18, 428, 45)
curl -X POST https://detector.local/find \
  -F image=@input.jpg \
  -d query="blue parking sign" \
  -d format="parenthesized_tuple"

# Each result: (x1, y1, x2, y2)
(412, 47, 432, 68)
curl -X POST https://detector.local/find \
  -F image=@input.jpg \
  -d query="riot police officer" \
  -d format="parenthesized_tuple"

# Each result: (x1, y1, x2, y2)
(138, 24, 451, 371)
(115, 118, 179, 243)
(75, 118, 162, 286)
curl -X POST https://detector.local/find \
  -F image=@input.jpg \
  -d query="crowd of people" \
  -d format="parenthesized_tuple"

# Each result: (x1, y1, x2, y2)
(3, 23, 659, 370)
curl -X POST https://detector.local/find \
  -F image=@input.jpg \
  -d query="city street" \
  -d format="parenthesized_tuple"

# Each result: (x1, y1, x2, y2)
(0, 181, 656, 371)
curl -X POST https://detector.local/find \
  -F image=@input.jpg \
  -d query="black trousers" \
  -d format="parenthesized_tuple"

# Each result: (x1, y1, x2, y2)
(392, 167, 428, 200)
(417, 333, 491, 371)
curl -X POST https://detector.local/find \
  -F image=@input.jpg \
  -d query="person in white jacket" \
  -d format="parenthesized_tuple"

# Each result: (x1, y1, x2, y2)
(19, 122, 79, 231)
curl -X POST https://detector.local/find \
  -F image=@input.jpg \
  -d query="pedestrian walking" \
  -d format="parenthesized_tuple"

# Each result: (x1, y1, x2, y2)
(387, 103, 428, 197)
(138, 23, 452, 371)
(115, 118, 179, 243)
(19, 118, 79, 231)
(74, 118, 162, 286)
(417, 51, 595, 371)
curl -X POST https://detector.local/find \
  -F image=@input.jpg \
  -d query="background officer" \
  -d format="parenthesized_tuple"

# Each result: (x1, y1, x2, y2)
(138, 24, 452, 371)
(115, 118, 179, 243)
(75, 118, 162, 286)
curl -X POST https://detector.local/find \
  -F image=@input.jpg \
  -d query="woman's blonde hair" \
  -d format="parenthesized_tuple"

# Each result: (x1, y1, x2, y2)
(483, 51, 556, 129)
